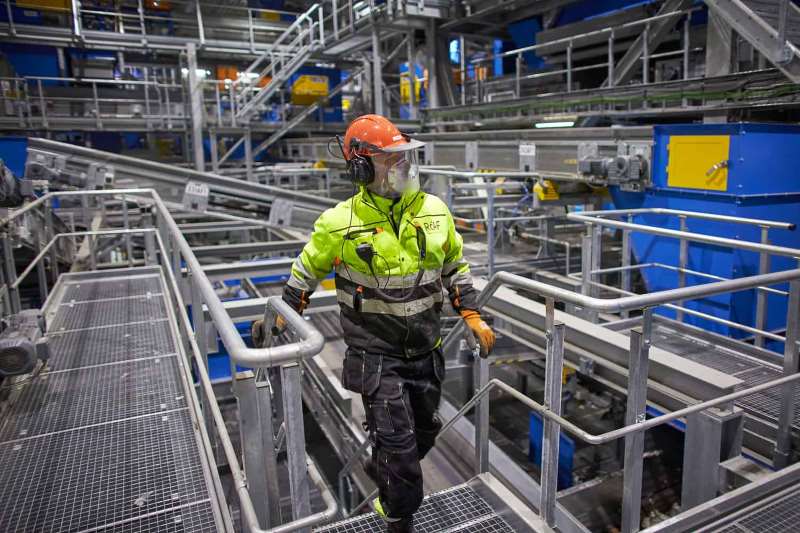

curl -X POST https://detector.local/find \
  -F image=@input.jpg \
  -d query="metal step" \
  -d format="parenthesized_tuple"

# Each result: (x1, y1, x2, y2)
(705, 0, 800, 82)
(0, 268, 227, 532)
(314, 474, 549, 533)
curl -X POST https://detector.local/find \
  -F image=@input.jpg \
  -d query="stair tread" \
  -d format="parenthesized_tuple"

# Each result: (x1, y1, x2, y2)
(314, 485, 516, 533)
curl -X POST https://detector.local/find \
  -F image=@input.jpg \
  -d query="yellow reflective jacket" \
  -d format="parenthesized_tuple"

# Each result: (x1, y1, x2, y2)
(283, 188, 478, 357)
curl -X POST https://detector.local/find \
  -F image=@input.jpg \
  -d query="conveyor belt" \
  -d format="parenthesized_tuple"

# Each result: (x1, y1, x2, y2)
(0, 268, 225, 532)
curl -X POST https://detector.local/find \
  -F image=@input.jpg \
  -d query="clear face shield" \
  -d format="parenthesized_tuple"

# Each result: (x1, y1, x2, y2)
(369, 149, 420, 198)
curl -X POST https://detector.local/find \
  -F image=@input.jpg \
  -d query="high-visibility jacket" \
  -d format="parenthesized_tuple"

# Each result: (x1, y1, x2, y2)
(282, 188, 478, 358)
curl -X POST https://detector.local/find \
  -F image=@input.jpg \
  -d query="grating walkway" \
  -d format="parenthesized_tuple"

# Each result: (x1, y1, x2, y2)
(704, 483, 800, 532)
(636, 322, 800, 430)
(314, 479, 543, 533)
(0, 268, 224, 533)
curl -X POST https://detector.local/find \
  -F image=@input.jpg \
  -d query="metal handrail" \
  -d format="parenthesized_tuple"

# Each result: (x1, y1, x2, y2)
(443, 268, 800, 355)
(1, 188, 324, 367)
(575, 207, 796, 231)
(439, 362, 800, 448)
(153, 231, 338, 532)
(568, 212, 800, 258)
(420, 167, 584, 183)
(1, 188, 337, 532)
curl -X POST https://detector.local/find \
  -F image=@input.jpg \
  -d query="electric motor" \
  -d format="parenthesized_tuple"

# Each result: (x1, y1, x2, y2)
(0, 311, 49, 378)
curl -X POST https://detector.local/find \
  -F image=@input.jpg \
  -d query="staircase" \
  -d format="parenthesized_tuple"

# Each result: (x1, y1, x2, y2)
(234, 3, 325, 121)
(314, 474, 549, 533)
(704, 0, 800, 82)
(251, 67, 364, 159)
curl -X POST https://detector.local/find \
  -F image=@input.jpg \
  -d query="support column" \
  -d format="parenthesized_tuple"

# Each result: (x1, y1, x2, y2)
(186, 43, 205, 171)
(209, 129, 220, 173)
(775, 279, 800, 468)
(281, 362, 311, 527)
(371, 26, 384, 115)
(681, 407, 744, 509)
(244, 128, 254, 182)
(426, 18, 438, 109)
(406, 31, 417, 119)
(621, 309, 652, 533)
(703, 10, 735, 123)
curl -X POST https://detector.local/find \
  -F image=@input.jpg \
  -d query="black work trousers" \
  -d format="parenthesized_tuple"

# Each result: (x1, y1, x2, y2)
(342, 347, 445, 521)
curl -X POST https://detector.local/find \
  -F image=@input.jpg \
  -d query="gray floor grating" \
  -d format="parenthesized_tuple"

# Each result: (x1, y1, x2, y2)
(62, 275, 163, 302)
(0, 411, 209, 532)
(49, 296, 167, 332)
(0, 355, 186, 441)
(644, 324, 800, 428)
(0, 271, 220, 532)
(314, 486, 514, 533)
(709, 484, 800, 532)
(47, 320, 175, 370)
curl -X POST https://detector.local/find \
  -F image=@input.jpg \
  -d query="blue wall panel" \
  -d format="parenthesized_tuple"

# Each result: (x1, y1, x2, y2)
(0, 136, 28, 177)
(612, 124, 800, 349)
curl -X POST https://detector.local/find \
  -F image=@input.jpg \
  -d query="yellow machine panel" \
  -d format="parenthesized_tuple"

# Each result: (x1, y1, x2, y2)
(16, 0, 69, 9)
(291, 75, 328, 105)
(667, 135, 730, 191)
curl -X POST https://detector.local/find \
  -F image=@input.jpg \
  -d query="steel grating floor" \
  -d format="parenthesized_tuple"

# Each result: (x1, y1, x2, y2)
(0, 269, 222, 532)
(636, 323, 800, 429)
(313, 485, 517, 533)
(706, 484, 800, 532)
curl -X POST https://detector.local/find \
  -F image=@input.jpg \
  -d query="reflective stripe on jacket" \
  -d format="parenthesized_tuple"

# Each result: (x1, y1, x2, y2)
(282, 188, 478, 358)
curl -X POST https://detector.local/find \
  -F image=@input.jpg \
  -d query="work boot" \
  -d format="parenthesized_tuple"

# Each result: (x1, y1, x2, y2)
(371, 498, 414, 532)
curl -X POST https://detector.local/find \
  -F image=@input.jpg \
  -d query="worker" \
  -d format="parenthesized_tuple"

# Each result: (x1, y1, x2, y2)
(252, 114, 496, 532)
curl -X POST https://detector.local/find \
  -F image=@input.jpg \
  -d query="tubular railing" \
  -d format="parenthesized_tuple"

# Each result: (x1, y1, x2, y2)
(234, 3, 325, 120)
(0, 0, 298, 52)
(438, 265, 800, 532)
(439, 6, 699, 109)
(0, 188, 337, 533)
(568, 208, 799, 344)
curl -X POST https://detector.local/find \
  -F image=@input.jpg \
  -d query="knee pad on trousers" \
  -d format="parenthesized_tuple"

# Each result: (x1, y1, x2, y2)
(415, 413, 442, 459)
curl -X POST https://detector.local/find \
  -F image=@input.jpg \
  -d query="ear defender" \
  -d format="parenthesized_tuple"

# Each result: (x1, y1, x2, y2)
(343, 137, 376, 186)
(347, 153, 375, 186)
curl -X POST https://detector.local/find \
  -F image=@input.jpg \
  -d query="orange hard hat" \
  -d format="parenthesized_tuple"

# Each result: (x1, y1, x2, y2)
(343, 114, 424, 160)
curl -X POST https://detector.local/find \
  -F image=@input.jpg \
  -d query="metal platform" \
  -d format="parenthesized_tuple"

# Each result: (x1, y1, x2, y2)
(640, 320, 800, 457)
(706, 485, 800, 532)
(0, 267, 225, 532)
(313, 474, 547, 533)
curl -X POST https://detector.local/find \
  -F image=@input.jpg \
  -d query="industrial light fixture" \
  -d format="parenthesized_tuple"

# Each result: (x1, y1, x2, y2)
(534, 121, 575, 129)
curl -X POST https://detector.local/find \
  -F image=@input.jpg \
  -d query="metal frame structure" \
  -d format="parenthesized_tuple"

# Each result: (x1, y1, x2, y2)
(0, 188, 338, 533)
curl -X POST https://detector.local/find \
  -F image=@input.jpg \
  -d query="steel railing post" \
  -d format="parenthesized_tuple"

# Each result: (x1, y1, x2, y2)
(621, 308, 652, 533)
(621, 218, 632, 318)
(281, 362, 312, 528)
(34, 225, 48, 303)
(143, 207, 156, 265)
(540, 296, 565, 528)
(122, 193, 133, 267)
(677, 215, 687, 322)
(1, 232, 21, 313)
(474, 349, 490, 475)
(755, 226, 771, 348)
(774, 278, 800, 468)
(45, 197, 59, 284)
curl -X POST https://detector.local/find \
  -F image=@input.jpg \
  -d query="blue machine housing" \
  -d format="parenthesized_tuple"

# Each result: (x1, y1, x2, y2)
(611, 124, 800, 351)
